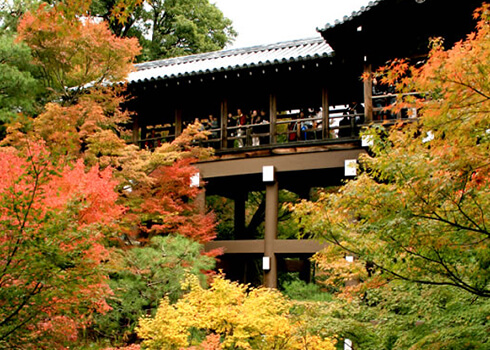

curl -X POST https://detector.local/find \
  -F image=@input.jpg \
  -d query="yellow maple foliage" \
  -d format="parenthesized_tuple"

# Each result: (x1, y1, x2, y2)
(137, 274, 336, 350)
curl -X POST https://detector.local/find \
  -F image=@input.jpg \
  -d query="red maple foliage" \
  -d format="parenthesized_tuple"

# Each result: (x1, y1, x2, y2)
(0, 142, 124, 349)
(132, 158, 217, 244)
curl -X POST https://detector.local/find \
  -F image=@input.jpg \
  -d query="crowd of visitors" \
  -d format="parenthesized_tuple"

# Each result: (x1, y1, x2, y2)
(226, 108, 270, 147)
(187, 102, 366, 149)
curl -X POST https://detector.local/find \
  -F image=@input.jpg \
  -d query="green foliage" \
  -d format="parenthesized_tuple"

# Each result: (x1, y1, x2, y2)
(206, 195, 235, 240)
(298, 281, 490, 350)
(91, 0, 237, 61)
(282, 279, 333, 302)
(0, 34, 40, 133)
(91, 235, 215, 344)
(277, 190, 303, 239)
(0, 0, 39, 33)
(144, 0, 236, 60)
(288, 4, 490, 349)
(293, 10, 490, 298)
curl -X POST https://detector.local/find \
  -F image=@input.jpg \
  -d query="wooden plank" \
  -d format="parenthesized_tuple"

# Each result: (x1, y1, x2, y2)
(204, 239, 326, 254)
(205, 240, 265, 254)
(196, 149, 365, 178)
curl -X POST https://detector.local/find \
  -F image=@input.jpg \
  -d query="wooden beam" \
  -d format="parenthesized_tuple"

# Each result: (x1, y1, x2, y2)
(195, 183, 205, 214)
(141, 124, 147, 144)
(205, 240, 265, 253)
(196, 149, 365, 178)
(273, 239, 327, 253)
(204, 239, 327, 254)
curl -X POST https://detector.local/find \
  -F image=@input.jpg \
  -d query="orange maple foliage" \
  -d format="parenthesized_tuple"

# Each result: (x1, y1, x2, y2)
(13, 0, 140, 164)
(294, 3, 490, 300)
(133, 158, 217, 244)
(17, 0, 140, 95)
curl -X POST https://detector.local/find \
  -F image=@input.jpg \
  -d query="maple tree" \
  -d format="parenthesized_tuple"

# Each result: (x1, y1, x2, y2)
(0, 1, 140, 347)
(286, 280, 490, 350)
(287, 4, 490, 349)
(137, 273, 336, 350)
(293, 3, 490, 299)
(17, 0, 140, 101)
(87, 125, 218, 346)
(0, 1, 225, 349)
(0, 141, 124, 349)
(1, 0, 139, 166)
(110, 122, 216, 244)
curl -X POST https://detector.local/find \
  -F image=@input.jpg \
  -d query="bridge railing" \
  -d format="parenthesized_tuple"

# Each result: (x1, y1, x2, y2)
(136, 95, 420, 151)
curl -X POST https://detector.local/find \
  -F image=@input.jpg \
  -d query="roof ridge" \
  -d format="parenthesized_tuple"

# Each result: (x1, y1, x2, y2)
(135, 37, 326, 71)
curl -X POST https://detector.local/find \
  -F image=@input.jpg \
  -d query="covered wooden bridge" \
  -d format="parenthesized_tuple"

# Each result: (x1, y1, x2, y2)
(125, 0, 482, 287)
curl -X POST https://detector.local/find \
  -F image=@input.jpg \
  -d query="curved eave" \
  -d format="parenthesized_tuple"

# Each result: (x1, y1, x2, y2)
(317, 0, 383, 32)
(127, 38, 333, 85)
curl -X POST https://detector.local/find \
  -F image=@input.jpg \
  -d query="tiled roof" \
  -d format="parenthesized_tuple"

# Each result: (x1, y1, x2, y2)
(319, 0, 382, 31)
(127, 37, 333, 84)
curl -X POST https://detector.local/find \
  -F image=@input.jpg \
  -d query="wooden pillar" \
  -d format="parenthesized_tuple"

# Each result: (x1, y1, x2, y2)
(269, 93, 277, 144)
(195, 190, 206, 214)
(264, 180, 278, 288)
(132, 116, 139, 144)
(175, 108, 183, 137)
(220, 98, 228, 149)
(234, 192, 247, 239)
(363, 63, 373, 123)
(321, 87, 330, 139)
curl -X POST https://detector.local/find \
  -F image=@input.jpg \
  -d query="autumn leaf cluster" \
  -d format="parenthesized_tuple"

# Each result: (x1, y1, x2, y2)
(137, 274, 336, 350)
(0, 142, 123, 348)
(289, 4, 490, 349)
(0, 0, 221, 348)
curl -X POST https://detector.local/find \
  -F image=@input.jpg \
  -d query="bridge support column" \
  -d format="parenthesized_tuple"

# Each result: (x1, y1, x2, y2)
(264, 166, 278, 288)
